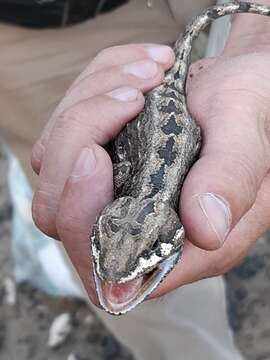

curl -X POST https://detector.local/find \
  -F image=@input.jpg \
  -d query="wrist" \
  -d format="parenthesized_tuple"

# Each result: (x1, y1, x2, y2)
(224, 0, 270, 55)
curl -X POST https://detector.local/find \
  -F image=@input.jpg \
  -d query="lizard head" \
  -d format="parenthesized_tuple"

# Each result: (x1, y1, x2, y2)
(91, 196, 184, 314)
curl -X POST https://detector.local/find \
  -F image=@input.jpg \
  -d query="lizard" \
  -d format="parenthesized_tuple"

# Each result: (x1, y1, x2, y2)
(91, 1, 270, 315)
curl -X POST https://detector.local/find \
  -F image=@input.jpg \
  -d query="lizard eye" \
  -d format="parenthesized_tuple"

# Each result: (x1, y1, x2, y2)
(108, 220, 120, 233)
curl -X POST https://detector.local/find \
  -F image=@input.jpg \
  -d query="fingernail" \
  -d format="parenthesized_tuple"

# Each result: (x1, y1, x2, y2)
(147, 46, 173, 64)
(124, 60, 158, 79)
(198, 193, 232, 245)
(71, 148, 96, 178)
(107, 87, 139, 101)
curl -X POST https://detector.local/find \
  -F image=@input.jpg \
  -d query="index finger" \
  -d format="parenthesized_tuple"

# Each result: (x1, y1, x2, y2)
(72, 43, 174, 88)
(32, 90, 144, 239)
(32, 44, 175, 172)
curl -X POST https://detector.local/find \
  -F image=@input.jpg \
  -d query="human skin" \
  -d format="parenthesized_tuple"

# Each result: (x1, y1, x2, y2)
(31, 4, 270, 305)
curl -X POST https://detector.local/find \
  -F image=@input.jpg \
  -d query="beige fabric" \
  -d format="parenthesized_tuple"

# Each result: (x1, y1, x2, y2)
(93, 277, 244, 360)
(0, 0, 181, 186)
(168, 0, 215, 24)
(206, 0, 232, 57)
(0, 1, 244, 359)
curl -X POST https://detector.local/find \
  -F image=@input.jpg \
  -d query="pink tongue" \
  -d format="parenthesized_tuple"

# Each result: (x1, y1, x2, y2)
(104, 278, 143, 304)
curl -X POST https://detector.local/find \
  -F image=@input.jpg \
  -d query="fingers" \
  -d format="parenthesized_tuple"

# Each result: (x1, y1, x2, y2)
(151, 171, 270, 299)
(31, 43, 175, 306)
(32, 89, 144, 238)
(180, 58, 270, 250)
(32, 44, 175, 171)
(73, 44, 175, 87)
(43, 59, 166, 137)
(56, 145, 113, 305)
(32, 44, 175, 239)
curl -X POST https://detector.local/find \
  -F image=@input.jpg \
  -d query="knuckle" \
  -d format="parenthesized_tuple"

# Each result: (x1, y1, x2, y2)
(208, 263, 223, 277)
(32, 183, 59, 238)
(259, 113, 270, 162)
(55, 106, 88, 134)
(90, 46, 120, 71)
(215, 249, 248, 276)
(31, 142, 44, 174)
(90, 44, 148, 74)
(154, 65, 165, 82)
(230, 153, 258, 206)
(262, 171, 270, 197)
(56, 210, 83, 238)
(58, 94, 128, 144)
(31, 150, 40, 174)
(208, 149, 260, 210)
(32, 194, 55, 237)
(55, 104, 106, 143)
(96, 46, 114, 60)
(55, 214, 72, 237)
(32, 210, 48, 235)
(209, 254, 229, 277)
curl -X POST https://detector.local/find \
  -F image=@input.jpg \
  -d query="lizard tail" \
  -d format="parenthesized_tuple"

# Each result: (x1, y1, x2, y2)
(170, 1, 270, 96)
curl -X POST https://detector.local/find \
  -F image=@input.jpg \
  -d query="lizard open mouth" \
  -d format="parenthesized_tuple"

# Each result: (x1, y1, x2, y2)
(93, 252, 179, 315)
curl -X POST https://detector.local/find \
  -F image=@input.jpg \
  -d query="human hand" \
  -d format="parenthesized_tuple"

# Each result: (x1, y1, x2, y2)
(31, 44, 175, 304)
(151, 44, 270, 298)
(31, 43, 270, 305)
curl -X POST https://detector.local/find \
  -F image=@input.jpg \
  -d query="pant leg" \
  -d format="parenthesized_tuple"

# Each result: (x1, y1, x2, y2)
(0, 0, 181, 187)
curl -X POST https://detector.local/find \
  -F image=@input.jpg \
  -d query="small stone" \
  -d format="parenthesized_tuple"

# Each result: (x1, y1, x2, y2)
(36, 304, 49, 320)
(67, 353, 77, 360)
(48, 313, 71, 349)
(83, 314, 95, 327)
(3, 277, 16, 305)
(67, 353, 92, 360)
(146, 0, 153, 8)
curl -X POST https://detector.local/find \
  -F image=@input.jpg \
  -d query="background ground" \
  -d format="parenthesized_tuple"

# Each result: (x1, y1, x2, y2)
(0, 150, 269, 360)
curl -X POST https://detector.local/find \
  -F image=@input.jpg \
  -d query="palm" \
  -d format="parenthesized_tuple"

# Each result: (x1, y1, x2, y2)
(151, 52, 270, 298)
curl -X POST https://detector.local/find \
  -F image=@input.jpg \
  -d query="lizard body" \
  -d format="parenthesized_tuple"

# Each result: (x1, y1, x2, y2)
(91, 2, 270, 315)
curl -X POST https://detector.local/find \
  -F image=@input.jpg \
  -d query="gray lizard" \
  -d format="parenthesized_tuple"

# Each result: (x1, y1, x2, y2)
(91, 1, 270, 315)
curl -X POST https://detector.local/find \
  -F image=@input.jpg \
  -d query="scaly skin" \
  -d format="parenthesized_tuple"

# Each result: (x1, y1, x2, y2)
(91, 2, 270, 314)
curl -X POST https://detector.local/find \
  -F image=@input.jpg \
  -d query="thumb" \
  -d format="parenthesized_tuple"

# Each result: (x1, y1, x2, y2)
(180, 95, 270, 250)
(56, 144, 113, 304)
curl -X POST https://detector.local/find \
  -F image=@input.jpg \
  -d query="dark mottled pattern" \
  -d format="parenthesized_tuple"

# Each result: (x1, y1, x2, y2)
(160, 99, 179, 114)
(147, 163, 166, 198)
(91, 2, 270, 313)
(136, 202, 155, 224)
(125, 223, 141, 236)
(157, 137, 177, 165)
(158, 223, 183, 244)
(108, 220, 120, 234)
(161, 115, 183, 135)
(238, 2, 251, 11)
(207, 8, 221, 20)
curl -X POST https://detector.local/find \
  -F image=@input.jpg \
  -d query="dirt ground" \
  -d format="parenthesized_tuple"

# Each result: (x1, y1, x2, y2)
(0, 149, 270, 360)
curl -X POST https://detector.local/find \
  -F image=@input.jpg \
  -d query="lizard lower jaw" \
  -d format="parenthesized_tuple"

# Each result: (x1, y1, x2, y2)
(93, 252, 180, 315)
